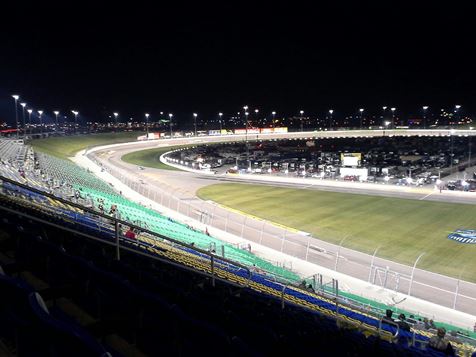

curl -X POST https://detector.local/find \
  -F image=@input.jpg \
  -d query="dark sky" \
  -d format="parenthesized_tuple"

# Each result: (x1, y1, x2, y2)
(0, 2, 475, 126)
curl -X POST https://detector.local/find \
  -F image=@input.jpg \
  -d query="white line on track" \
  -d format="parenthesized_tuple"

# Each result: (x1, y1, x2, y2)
(419, 192, 434, 200)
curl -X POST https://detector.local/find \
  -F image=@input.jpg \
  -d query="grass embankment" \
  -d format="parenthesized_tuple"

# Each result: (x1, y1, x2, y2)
(197, 183, 476, 282)
(30, 131, 144, 159)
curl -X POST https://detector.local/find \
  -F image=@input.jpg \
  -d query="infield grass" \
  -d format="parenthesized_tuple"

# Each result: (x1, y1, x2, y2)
(197, 183, 476, 282)
(122, 146, 185, 171)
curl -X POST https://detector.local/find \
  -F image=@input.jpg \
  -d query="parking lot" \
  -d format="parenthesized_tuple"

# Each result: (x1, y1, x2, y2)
(165, 136, 476, 191)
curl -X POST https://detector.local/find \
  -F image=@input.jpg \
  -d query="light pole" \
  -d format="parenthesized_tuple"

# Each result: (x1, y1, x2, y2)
(38, 110, 43, 137)
(359, 108, 364, 129)
(218, 112, 223, 131)
(450, 129, 455, 174)
(193, 113, 198, 136)
(20, 102, 26, 137)
(53, 111, 59, 132)
(271, 111, 276, 128)
(299, 110, 304, 132)
(454, 105, 461, 127)
(145, 113, 150, 137)
(382, 106, 387, 127)
(391, 107, 396, 129)
(71, 110, 79, 134)
(168, 113, 173, 137)
(243, 106, 249, 168)
(422, 106, 429, 129)
(383, 121, 390, 136)
(328, 109, 334, 130)
(12, 95, 19, 139)
(27, 109, 32, 137)
(113, 112, 119, 129)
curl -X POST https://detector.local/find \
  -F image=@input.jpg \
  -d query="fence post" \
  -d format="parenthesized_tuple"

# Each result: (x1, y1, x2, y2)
(241, 216, 247, 237)
(305, 236, 311, 261)
(335, 235, 349, 271)
(368, 245, 381, 282)
(453, 267, 466, 309)
(210, 255, 215, 287)
(258, 220, 266, 245)
(281, 285, 286, 310)
(225, 211, 230, 232)
(408, 252, 425, 296)
(114, 216, 120, 261)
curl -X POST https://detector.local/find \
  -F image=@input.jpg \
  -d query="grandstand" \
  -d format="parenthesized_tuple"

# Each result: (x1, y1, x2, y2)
(1, 138, 476, 356)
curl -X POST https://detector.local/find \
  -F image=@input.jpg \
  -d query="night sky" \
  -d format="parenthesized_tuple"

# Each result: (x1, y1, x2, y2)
(0, 2, 474, 126)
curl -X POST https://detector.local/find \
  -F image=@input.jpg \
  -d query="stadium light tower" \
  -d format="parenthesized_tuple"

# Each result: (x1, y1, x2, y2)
(145, 113, 150, 137)
(193, 113, 198, 136)
(271, 111, 276, 128)
(71, 110, 79, 134)
(218, 112, 223, 131)
(54, 111, 60, 132)
(27, 109, 32, 136)
(328, 109, 334, 130)
(113, 112, 119, 128)
(450, 128, 456, 174)
(390, 107, 396, 129)
(12, 95, 20, 139)
(168, 113, 173, 137)
(382, 106, 388, 127)
(20, 102, 26, 137)
(359, 108, 364, 129)
(38, 110, 43, 136)
(422, 106, 429, 129)
(299, 110, 304, 132)
(455, 105, 462, 127)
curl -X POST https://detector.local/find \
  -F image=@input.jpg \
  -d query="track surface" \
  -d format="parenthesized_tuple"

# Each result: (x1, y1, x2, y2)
(89, 129, 476, 316)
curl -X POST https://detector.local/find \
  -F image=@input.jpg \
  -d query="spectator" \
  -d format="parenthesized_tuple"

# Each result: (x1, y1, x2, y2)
(428, 328, 454, 356)
(382, 309, 394, 324)
(397, 313, 411, 332)
(125, 227, 136, 240)
(474, 322, 476, 333)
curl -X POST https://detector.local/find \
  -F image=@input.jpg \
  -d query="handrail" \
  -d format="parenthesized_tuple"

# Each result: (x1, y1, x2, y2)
(378, 318, 400, 340)
(0, 175, 252, 282)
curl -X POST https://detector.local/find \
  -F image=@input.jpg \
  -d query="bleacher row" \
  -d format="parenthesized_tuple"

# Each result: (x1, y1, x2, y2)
(0, 138, 475, 355)
(0, 139, 29, 166)
(0, 182, 459, 356)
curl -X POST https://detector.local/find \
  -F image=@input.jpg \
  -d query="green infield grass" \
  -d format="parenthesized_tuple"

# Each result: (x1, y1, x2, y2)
(30, 131, 144, 159)
(197, 183, 476, 282)
(122, 146, 185, 171)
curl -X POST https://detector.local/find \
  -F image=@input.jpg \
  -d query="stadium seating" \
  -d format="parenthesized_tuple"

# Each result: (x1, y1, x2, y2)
(0, 138, 475, 356)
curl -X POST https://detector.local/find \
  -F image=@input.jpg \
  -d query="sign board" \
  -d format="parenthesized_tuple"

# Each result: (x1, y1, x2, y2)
(340, 153, 362, 167)
(448, 229, 476, 244)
